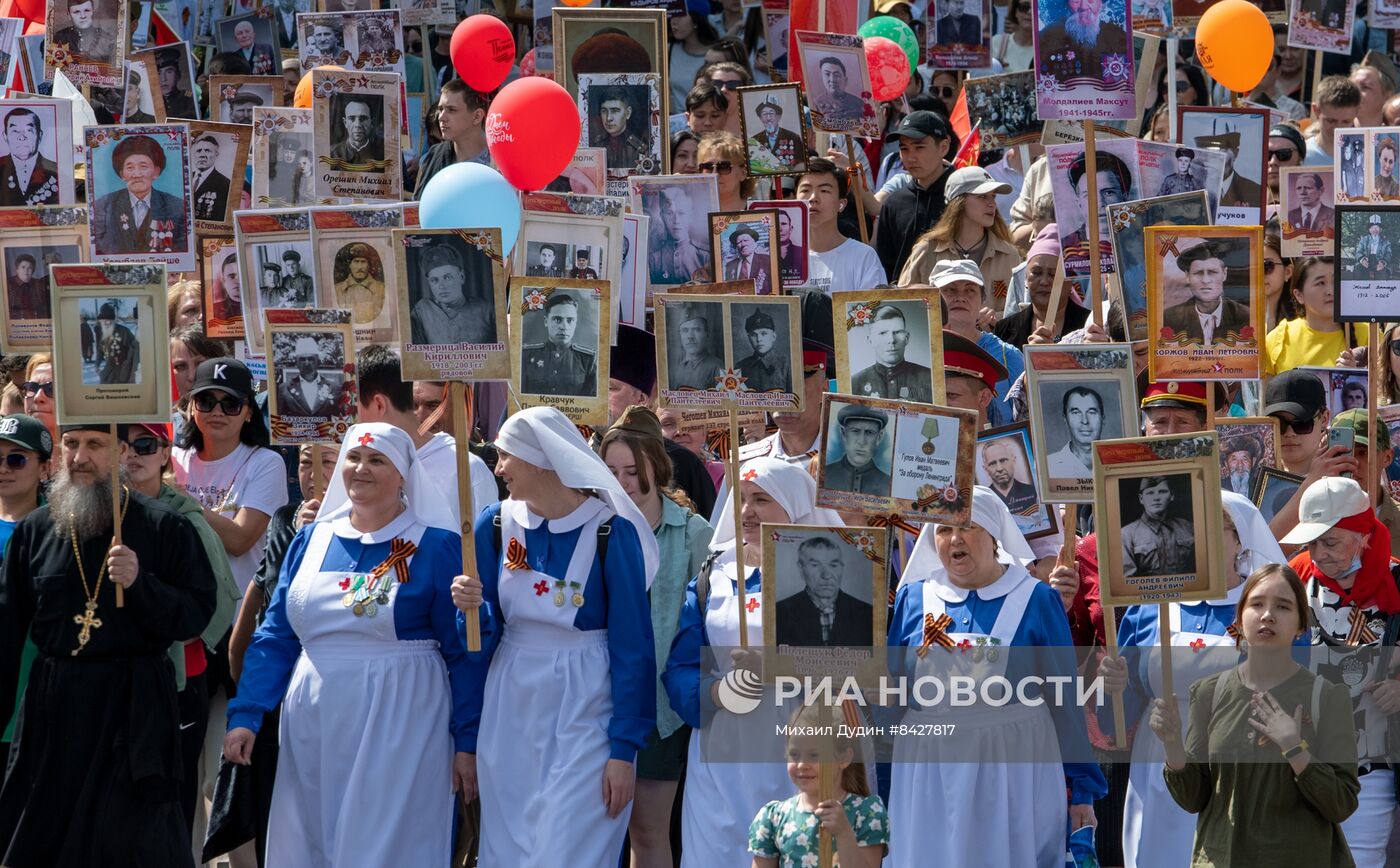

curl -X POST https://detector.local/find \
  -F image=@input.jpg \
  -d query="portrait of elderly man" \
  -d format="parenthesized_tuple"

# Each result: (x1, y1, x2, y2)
(746, 97, 804, 169)
(824, 402, 892, 495)
(1222, 433, 1263, 496)
(332, 242, 386, 325)
(1121, 475, 1196, 577)
(0, 108, 58, 206)
(809, 55, 865, 126)
(1353, 213, 1393, 278)
(93, 302, 139, 384)
(850, 303, 932, 402)
(1046, 385, 1101, 479)
(733, 307, 790, 393)
(1161, 240, 1251, 347)
(52, 0, 115, 62)
(649, 186, 711, 283)
(520, 291, 596, 396)
(329, 94, 385, 172)
(1194, 129, 1261, 209)
(588, 85, 648, 172)
(1158, 147, 1203, 196)
(1037, 0, 1127, 80)
(668, 303, 724, 390)
(409, 242, 496, 345)
(190, 134, 231, 221)
(936, 0, 981, 44)
(982, 436, 1039, 516)
(92, 134, 188, 256)
(1287, 171, 1334, 233)
(276, 335, 340, 416)
(224, 18, 276, 75)
(722, 224, 772, 293)
(775, 536, 874, 646)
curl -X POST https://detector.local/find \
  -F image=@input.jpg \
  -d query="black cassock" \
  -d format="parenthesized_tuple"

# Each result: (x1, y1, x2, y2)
(0, 492, 216, 868)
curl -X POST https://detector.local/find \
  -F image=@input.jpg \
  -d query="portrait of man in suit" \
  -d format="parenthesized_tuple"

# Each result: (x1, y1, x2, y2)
(51, 0, 116, 64)
(329, 94, 385, 172)
(190, 134, 231, 221)
(273, 0, 302, 50)
(824, 402, 891, 495)
(1287, 171, 1334, 234)
(1161, 239, 1251, 347)
(722, 224, 772, 292)
(775, 536, 874, 647)
(1194, 130, 1261, 210)
(936, 0, 981, 45)
(223, 18, 277, 75)
(775, 208, 806, 285)
(276, 334, 343, 417)
(981, 436, 1039, 516)
(92, 133, 189, 256)
(0, 107, 58, 206)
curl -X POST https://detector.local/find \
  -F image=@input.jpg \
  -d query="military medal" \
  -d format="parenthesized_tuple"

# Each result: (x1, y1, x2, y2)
(921, 417, 939, 455)
(570, 580, 584, 608)
(553, 577, 567, 607)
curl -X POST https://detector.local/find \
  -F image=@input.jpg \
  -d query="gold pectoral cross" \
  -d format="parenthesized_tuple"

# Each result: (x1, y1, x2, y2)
(72, 600, 102, 656)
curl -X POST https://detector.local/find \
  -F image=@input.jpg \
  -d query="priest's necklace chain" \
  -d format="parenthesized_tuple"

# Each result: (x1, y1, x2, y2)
(70, 486, 131, 656)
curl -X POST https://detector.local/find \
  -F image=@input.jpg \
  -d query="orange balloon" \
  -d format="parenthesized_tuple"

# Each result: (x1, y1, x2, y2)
(294, 64, 341, 109)
(559, 0, 592, 6)
(1195, 0, 1273, 94)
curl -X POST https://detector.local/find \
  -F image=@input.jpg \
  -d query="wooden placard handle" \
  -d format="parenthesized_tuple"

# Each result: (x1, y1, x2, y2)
(453, 382, 481, 652)
(729, 408, 748, 647)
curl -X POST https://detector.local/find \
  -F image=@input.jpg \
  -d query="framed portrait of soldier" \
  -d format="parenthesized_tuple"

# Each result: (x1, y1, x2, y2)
(0, 206, 89, 348)
(794, 31, 879, 139)
(710, 210, 781, 296)
(394, 227, 510, 382)
(1134, 139, 1226, 215)
(312, 67, 402, 202)
(48, 262, 170, 424)
(749, 199, 809, 289)
(200, 235, 241, 339)
(217, 11, 282, 74)
(816, 393, 977, 525)
(233, 207, 314, 354)
(577, 72, 663, 191)
(761, 523, 888, 684)
(1106, 190, 1212, 342)
(1145, 225, 1263, 382)
(832, 287, 945, 405)
(653, 291, 801, 412)
(131, 42, 200, 121)
(508, 277, 611, 425)
(208, 75, 283, 125)
(46, 0, 127, 87)
(1025, 342, 1138, 503)
(629, 173, 720, 289)
(1031, 0, 1134, 120)
(1215, 417, 1280, 498)
(0, 99, 76, 206)
(1093, 432, 1226, 607)
(1279, 166, 1336, 257)
(738, 83, 809, 176)
(514, 208, 622, 314)
(553, 8, 669, 119)
(251, 106, 319, 208)
(187, 121, 249, 233)
(309, 204, 400, 346)
(266, 308, 356, 444)
(1046, 137, 1141, 278)
(1287, 0, 1355, 53)
(297, 11, 352, 67)
(976, 423, 1057, 540)
(960, 71, 1039, 149)
(928, 0, 991, 68)
(1336, 204, 1400, 322)
(84, 123, 195, 272)
(1252, 466, 1304, 523)
(1295, 365, 1369, 415)
(1177, 106, 1268, 225)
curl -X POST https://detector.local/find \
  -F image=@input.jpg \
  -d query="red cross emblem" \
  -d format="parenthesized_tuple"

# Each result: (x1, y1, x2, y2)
(358, 432, 375, 446)
(339, 577, 351, 590)
(746, 598, 760, 613)
(742, 469, 759, 481)
(1190, 638, 1206, 651)
(533, 580, 549, 596)
(957, 638, 972, 652)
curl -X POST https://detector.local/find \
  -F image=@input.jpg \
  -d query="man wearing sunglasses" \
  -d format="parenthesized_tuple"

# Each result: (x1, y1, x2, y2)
(1264, 369, 1358, 539)
(1267, 123, 1306, 202)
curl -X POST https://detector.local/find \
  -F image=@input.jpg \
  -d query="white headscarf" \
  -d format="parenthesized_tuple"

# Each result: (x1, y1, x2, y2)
(318, 422, 458, 533)
(1221, 490, 1286, 601)
(709, 456, 845, 562)
(495, 406, 659, 586)
(898, 485, 1037, 588)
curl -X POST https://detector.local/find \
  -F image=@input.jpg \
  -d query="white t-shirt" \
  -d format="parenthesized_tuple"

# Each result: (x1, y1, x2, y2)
(417, 432, 500, 526)
(173, 442, 290, 593)
(805, 237, 888, 294)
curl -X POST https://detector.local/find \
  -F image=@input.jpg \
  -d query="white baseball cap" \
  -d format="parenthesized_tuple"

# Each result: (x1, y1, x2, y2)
(944, 166, 1014, 202)
(1279, 476, 1371, 545)
(928, 258, 984, 289)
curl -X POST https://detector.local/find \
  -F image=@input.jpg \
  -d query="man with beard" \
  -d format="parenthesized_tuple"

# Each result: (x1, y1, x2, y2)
(589, 87, 647, 173)
(648, 186, 711, 283)
(1222, 434, 1262, 496)
(567, 248, 599, 279)
(357, 16, 394, 55)
(668, 304, 724, 390)
(154, 49, 197, 120)
(190, 134, 231, 222)
(96, 303, 139, 384)
(982, 437, 1039, 515)
(850, 304, 932, 402)
(1037, 0, 1128, 81)
(1046, 385, 1101, 479)
(329, 97, 384, 171)
(0, 108, 58, 206)
(0, 423, 216, 867)
(276, 336, 340, 417)
(746, 98, 804, 170)
(6, 254, 45, 321)
(520, 291, 596, 396)
(733, 308, 790, 393)
(823, 403, 891, 495)
(775, 536, 873, 646)
(332, 242, 386, 325)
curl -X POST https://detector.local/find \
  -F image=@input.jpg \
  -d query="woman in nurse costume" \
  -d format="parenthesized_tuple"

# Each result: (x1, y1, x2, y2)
(223, 423, 473, 866)
(1099, 492, 1289, 868)
(887, 486, 1107, 867)
(451, 406, 659, 868)
(661, 456, 846, 868)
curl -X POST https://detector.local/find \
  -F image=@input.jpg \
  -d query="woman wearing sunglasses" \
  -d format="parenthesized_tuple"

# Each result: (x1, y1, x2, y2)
(20, 353, 54, 446)
(992, 0, 1034, 71)
(697, 130, 755, 212)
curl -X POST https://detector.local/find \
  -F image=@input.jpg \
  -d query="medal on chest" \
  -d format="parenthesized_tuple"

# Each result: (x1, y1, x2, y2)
(552, 577, 584, 608)
(336, 537, 418, 617)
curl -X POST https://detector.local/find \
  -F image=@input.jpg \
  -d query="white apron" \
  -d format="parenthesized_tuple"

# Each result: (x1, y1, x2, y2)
(887, 573, 1067, 868)
(1121, 604, 1235, 868)
(679, 560, 793, 868)
(477, 499, 631, 868)
(270, 518, 454, 868)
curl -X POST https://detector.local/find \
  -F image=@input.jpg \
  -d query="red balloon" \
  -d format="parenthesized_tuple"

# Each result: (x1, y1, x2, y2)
(451, 15, 515, 92)
(865, 36, 910, 103)
(486, 77, 580, 192)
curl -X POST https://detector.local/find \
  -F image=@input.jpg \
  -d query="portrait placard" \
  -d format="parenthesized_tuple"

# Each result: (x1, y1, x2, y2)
(0, 206, 89, 349)
(394, 227, 510, 382)
(629, 173, 720, 289)
(84, 123, 195, 272)
(233, 207, 314, 354)
(315, 0, 383, 10)
(311, 67, 402, 202)
(1337, 128, 1367, 202)
(928, 0, 991, 69)
(1296, 365, 1370, 415)
(216, 11, 283, 72)
(1336, 204, 1400, 321)
(1215, 416, 1280, 497)
(132, 43, 199, 121)
(1024, 343, 1139, 503)
(1177, 106, 1268, 225)
(1032, 0, 1134, 120)
(816, 393, 977, 526)
(619, 212, 648, 327)
(976, 423, 1058, 540)
(208, 75, 284, 124)
(794, 31, 878, 138)
(762, 2, 789, 79)
(188, 120, 250, 233)
(125, 54, 163, 122)
(0, 99, 76, 206)
(508, 277, 611, 425)
(515, 209, 622, 333)
(251, 106, 322, 208)
(310, 204, 401, 346)
(761, 523, 887, 685)
(1287, 0, 1356, 54)
(265, 307, 357, 445)
(201, 234, 241, 339)
(1380, 404, 1400, 499)
(831, 287, 945, 404)
(1107, 190, 1212, 342)
(961, 70, 1040, 148)
(1136, 139, 1226, 211)
(1093, 432, 1226, 607)
(1279, 166, 1336, 257)
(49, 262, 170, 424)
(297, 9, 404, 76)
(552, 8, 669, 119)
(1144, 225, 1263, 381)
(749, 199, 809, 288)
(0, 18, 23, 88)
(1252, 466, 1304, 523)
(1046, 137, 1140, 277)
(47, 0, 128, 87)
(653, 291, 801, 411)
(738, 83, 810, 176)
(1131, 0, 1171, 33)
(578, 72, 663, 192)
(710, 210, 781, 295)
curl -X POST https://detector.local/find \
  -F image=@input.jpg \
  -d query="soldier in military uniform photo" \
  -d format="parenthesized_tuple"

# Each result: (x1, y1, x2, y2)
(733, 306, 790, 393)
(0, 107, 58, 207)
(849, 303, 932, 402)
(1157, 147, 1204, 196)
(568, 248, 599, 280)
(155, 48, 197, 120)
(258, 261, 284, 308)
(1119, 474, 1196, 577)
(824, 403, 892, 496)
(1193, 129, 1261, 210)
(51, 0, 116, 64)
(328, 93, 385, 172)
(332, 241, 386, 325)
(527, 243, 565, 277)
(588, 85, 649, 175)
(278, 249, 313, 306)
(190, 134, 231, 222)
(667, 302, 724, 390)
(648, 186, 711, 283)
(746, 96, 805, 170)
(521, 291, 597, 397)
(808, 55, 865, 127)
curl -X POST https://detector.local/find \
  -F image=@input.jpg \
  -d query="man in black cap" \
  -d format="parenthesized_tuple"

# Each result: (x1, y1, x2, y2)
(824, 403, 892, 495)
(93, 134, 188, 256)
(0, 422, 216, 867)
(279, 249, 313, 306)
(873, 110, 954, 280)
(1195, 131, 1260, 209)
(589, 86, 648, 173)
(1157, 147, 1203, 196)
(155, 48, 197, 120)
(0, 108, 58, 207)
(568, 248, 599, 280)
(1060, 150, 1132, 267)
(747, 98, 804, 170)
(850, 303, 933, 402)
(521, 291, 597, 396)
(723, 225, 772, 293)
(329, 95, 385, 172)
(409, 243, 495, 345)
(1161, 240, 1252, 347)
(96, 302, 139, 384)
(190, 134, 231, 221)
(259, 261, 285, 308)
(734, 307, 791, 393)
(227, 90, 264, 125)
(670, 303, 725, 390)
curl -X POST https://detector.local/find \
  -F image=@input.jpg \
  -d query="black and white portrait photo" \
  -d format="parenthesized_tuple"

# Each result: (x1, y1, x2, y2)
(936, 0, 983, 45)
(144, 43, 198, 120)
(1180, 107, 1268, 223)
(48, 0, 124, 84)
(740, 84, 807, 175)
(0, 103, 66, 206)
(1156, 237, 1253, 347)
(1338, 131, 1365, 200)
(189, 131, 234, 223)
(272, 330, 347, 418)
(328, 91, 385, 172)
(519, 289, 600, 398)
(1254, 469, 1303, 522)
(80, 296, 142, 385)
(269, 0, 309, 51)
(252, 241, 315, 312)
(663, 300, 725, 391)
(772, 532, 876, 648)
(961, 70, 1039, 149)
(1049, 142, 1137, 277)
(730, 301, 792, 394)
(846, 301, 933, 402)
(525, 242, 567, 278)
(300, 16, 347, 64)
(212, 79, 275, 125)
(1040, 381, 1121, 480)
(313, 68, 401, 200)
(823, 401, 894, 497)
(217, 13, 279, 76)
(263, 123, 315, 206)
(1117, 473, 1197, 578)
(405, 236, 498, 346)
(579, 74, 660, 179)
(4, 244, 74, 323)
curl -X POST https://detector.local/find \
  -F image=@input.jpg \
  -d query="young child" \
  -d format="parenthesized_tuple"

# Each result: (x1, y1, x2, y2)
(748, 706, 889, 867)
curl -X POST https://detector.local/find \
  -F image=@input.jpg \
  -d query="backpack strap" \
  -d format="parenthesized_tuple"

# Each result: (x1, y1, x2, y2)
(696, 550, 722, 612)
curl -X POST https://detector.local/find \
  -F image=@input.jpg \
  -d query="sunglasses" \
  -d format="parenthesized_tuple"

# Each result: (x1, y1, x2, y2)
(932, 85, 956, 98)
(1174, 80, 1191, 93)
(1263, 260, 1281, 274)
(1390, 341, 1400, 356)
(1269, 147, 1296, 161)
(712, 79, 740, 91)
(193, 392, 247, 415)
(128, 436, 162, 456)
(0, 453, 31, 469)
(21, 381, 52, 398)
(1278, 415, 1319, 436)
(698, 160, 734, 175)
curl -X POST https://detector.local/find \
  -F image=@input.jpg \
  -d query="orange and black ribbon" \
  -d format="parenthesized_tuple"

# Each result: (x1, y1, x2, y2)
(577, 425, 596, 442)
(917, 613, 955, 658)
(504, 537, 529, 572)
(370, 538, 418, 584)
(1226, 623, 1242, 648)
(706, 429, 731, 461)
(1348, 608, 1379, 646)
(868, 515, 921, 605)
(841, 699, 862, 730)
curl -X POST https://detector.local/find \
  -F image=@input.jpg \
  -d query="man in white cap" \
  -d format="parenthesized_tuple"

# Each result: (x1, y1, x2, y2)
(277, 335, 339, 417)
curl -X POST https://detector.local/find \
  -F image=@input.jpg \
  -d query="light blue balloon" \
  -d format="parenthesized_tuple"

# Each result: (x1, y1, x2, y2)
(419, 162, 522, 253)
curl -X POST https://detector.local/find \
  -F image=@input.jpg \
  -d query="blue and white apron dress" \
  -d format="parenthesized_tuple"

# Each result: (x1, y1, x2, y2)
(477, 499, 630, 868)
(270, 520, 454, 866)
(1121, 605, 1234, 868)
(679, 561, 792, 868)
(887, 573, 1067, 868)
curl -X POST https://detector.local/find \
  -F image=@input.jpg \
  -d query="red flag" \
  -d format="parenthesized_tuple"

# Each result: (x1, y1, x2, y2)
(952, 122, 981, 170)
(949, 86, 971, 142)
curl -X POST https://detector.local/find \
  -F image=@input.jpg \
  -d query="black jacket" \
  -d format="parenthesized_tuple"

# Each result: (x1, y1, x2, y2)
(874, 165, 951, 282)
